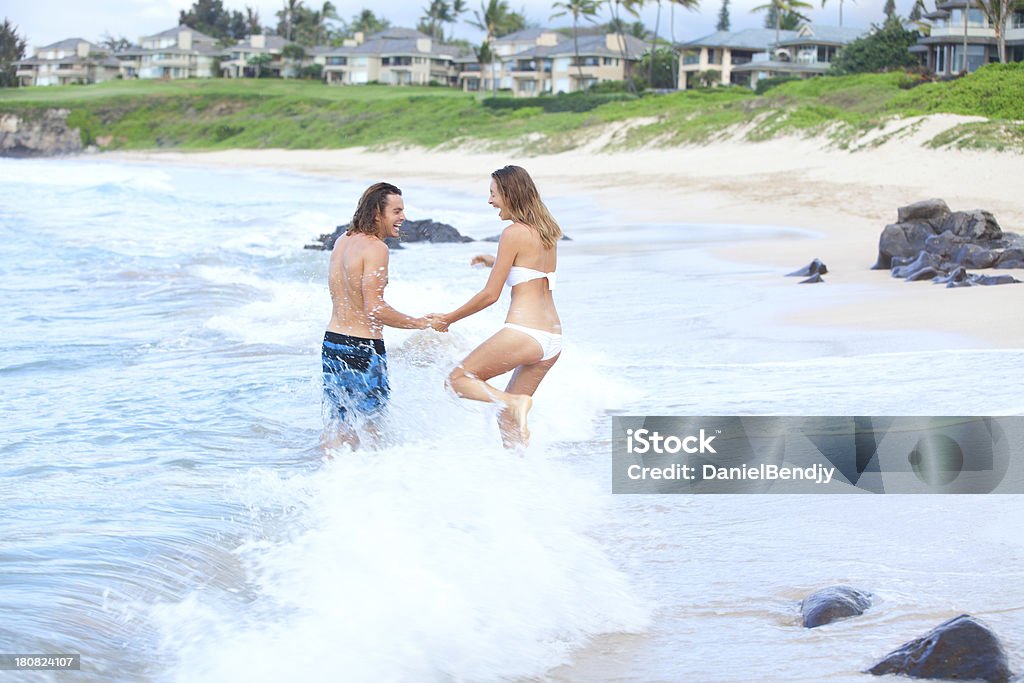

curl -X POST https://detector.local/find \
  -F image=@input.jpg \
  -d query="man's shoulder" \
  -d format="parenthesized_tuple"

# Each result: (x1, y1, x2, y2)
(336, 233, 387, 255)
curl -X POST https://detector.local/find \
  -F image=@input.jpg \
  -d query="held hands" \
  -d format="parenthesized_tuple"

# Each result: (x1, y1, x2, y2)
(424, 314, 450, 333)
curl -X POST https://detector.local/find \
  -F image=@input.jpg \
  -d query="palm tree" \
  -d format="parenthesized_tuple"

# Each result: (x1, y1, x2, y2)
(470, 0, 516, 94)
(820, 0, 856, 26)
(245, 5, 262, 35)
(421, 0, 447, 42)
(551, 0, 601, 90)
(313, 1, 337, 45)
(446, 0, 469, 40)
(475, 39, 496, 93)
(281, 0, 301, 41)
(752, 0, 812, 49)
(605, 0, 644, 90)
(976, 0, 1012, 62)
(649, 0, 699, 88)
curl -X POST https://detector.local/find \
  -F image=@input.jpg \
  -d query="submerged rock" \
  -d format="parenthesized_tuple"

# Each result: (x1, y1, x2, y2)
(306, 219, 475, 250)
(800, 586, 872, 628)
(868, 614, 1013, 682)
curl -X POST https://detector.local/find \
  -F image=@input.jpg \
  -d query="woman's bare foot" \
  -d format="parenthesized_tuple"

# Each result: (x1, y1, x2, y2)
(504, 394, 533, 446)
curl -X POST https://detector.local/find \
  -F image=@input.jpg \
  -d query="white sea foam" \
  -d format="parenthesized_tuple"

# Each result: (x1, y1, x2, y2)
(151, 443, 650, 683)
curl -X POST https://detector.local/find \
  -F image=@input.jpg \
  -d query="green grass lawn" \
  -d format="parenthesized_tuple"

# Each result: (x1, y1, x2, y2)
(2, 64, 1022, 152)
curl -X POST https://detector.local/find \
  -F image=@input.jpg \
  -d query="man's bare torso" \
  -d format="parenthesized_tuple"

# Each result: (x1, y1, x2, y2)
(327, 233, 385, 339)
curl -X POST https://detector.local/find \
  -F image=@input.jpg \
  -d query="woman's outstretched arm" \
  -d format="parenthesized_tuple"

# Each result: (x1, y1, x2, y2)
(440, 225, 527, 327)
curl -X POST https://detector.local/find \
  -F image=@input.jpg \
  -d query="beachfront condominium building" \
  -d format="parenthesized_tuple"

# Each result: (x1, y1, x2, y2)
(116, 26, 220, 80)
(912, 0, 1024, 75)
(679, 25, 865, 90)
(220, 34, 289, 78)
(459, 27, 647, 96)
(314, 28, 467, 86)
(14, 39, 121, 86)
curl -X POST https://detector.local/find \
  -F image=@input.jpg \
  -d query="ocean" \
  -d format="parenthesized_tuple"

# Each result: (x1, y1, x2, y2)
(1, 157, 1021, 682)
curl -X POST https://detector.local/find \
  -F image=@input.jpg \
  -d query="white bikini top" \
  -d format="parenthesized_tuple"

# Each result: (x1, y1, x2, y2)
(506, 265, 556, 290)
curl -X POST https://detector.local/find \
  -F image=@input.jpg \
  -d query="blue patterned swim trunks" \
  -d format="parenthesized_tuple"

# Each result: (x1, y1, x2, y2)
(322, 331, 390, 422)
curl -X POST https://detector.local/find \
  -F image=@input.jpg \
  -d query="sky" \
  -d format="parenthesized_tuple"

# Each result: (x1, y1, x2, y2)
(6, 0, 909, 51)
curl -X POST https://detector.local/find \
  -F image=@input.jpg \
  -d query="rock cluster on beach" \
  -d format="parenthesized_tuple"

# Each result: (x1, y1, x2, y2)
(795, 585, 1017, 682)
(306, 219, 475, 250)
(873, 199, 1024, 287)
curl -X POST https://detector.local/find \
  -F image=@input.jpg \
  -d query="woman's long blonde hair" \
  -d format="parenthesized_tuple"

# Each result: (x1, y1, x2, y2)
(491, 165, 562, 249)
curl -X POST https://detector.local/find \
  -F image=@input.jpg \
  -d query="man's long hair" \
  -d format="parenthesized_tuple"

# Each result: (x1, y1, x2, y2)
(348, 182, 402, 236)
(491, 166, 562, 249)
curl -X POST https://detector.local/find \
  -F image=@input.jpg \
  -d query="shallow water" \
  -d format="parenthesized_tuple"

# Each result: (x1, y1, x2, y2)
(1, 158, 1021, 682)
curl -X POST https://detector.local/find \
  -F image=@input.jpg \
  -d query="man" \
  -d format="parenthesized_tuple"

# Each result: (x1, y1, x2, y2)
(322, 182, 438, 450)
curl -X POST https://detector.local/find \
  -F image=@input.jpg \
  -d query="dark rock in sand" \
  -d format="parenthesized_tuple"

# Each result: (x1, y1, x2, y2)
(873, 221, 938, 270)
(941, 209, 1003, 241)
(787, 258, 828, 277)
(874, 200, 1021, 276)
(800, 586, 872, 628)
(867, 614, 1013, 682)
(897, 198, 951, 223)
(995, 247, 1024, 269)
(799, 274, 825, 284)
(891, 252, 942, 280)
(932, 267, 1021, 288)
(305, 218, 475, 250)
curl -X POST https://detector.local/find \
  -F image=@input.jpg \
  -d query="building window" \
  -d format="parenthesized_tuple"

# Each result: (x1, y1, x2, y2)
(1012, 10, 1024, 28)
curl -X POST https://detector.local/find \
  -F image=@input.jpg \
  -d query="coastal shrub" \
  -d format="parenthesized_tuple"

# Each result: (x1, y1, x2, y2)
(888, 62, 1024, 120)
(66, 109, 100, 145)
(829, 16, 920, 75)
(755, 75, 801, 94)
(482, 92, 637, 113)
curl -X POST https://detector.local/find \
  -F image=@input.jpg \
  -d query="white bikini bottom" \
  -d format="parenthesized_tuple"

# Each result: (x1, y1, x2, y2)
(504, 323, 563, 362)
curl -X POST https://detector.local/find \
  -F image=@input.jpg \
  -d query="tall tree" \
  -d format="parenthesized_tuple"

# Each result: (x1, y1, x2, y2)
(420, 0, 448, 41)
(551, 0, 601, 90)
(180, 0, 234, 38)
(650, 0, 699, 87)
(717, 0, 731, 30)
(605, 0, 644, 90)
(908, 0, 925, 21)
(977, 0, 1013, 62)
(752, 0, 812, 47)
(245, 6, 263, 35)
(312, 1, 338, 44)
(446, 0, 469, 40)
(475, 39, 495, 93)
(278, 0, 302, 41)
(470, 0, 527, 93)
(347, 8, 390, 37)
(829, 14, 919, 73)
(883, 0, 897, 18)
(0, 18, 27, 87)
(820, 0, 856, 26)
(100, 32, 134, 51)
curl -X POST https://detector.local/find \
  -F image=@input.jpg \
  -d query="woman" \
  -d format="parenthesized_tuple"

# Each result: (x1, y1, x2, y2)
(435, 165, 563, 447)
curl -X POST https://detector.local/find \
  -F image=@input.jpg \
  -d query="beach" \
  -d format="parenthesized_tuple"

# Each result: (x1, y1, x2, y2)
(3, 125, 1022, 681)
(112, 112, 1024, 348)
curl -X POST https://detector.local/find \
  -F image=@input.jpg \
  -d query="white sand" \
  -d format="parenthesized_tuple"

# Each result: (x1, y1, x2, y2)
(110, 114, 1024, 347)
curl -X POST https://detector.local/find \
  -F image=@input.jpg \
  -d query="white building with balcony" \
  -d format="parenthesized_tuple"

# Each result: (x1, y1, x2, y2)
(117, 26, 220, 80)
(913, 0, 1024, 75)
(15, 39, 121, 86)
